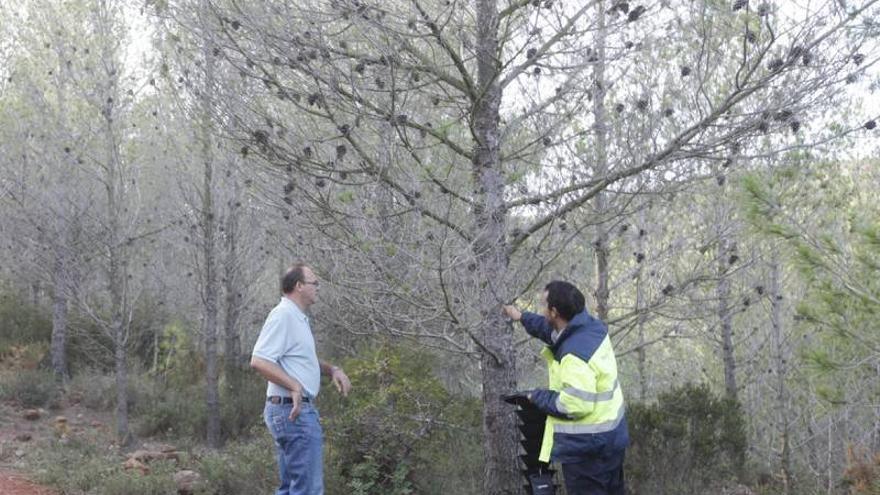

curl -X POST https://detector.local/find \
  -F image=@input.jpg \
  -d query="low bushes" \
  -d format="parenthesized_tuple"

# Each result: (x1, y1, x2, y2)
(131, 363, 265, 441)
(0, 291, 51, 358)
(0, 367, 60, 408)
(34, 436, 180, 495)
(195, 428, 278, 494)
(320, 344, 483, 495)
(66, 369, 119, 410)
(33, 430, 277, 495)
(843, 446, 880, 495)
(626, 383, 747, 494)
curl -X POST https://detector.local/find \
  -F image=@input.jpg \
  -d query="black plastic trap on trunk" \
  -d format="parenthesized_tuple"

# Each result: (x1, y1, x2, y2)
(503, 392, 556, 495)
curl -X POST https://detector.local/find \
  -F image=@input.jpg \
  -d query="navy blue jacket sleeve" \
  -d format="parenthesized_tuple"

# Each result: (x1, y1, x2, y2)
(530, 389, 571, 419)
(520, 311, 554, 346)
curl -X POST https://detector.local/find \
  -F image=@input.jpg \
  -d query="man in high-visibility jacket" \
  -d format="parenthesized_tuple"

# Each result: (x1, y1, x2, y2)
(503, 281, 628, 495)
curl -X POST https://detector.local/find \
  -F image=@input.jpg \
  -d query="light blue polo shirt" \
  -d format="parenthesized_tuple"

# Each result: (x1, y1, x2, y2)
(252, 297, 321, 399)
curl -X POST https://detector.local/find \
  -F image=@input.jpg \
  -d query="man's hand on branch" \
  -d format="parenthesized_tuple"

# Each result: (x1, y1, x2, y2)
(502, 304, 522, 322)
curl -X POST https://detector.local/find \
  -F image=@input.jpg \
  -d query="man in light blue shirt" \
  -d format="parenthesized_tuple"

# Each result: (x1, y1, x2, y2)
(251, 263, 351, 495)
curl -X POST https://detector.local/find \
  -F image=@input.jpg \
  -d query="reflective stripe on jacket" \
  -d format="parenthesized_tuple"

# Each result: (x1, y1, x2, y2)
(521, 310, 629, 464)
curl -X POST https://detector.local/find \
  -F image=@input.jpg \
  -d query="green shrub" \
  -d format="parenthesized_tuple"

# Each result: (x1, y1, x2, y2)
(132, 378, 208, 439)
(0, 367, 60, 408)
(128, 318, 267, 441)
(35, 426, 276, 495)
(152, 319, 201, 380)
(131, 362, 264, 441)
(34, 436, 178, 495)
(410, 426, 483, 495)
(63, 298, 174, 374)
(626, 383, 747, 495)
(128, 320, 227, 440)
(346, 455, 414, 495)
(320, 344, 483, 495)
(0, 290, 51, 353)
(195, 427, 278, 494)
(95, 465, 179, 495)
(0, 341, 50, 370)
(67, 368, 118, 410)
(219, 367, 267, 438)
(35, 437, 116, 491)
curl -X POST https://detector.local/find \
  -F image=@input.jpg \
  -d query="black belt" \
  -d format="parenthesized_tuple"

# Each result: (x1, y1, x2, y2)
(267, 395, 310, 404)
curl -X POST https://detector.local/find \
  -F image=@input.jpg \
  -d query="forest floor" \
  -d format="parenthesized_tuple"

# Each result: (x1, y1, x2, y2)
(0, 470, 56, 495)
(0, 391, 115, 495)
(0, 405, 57, 495)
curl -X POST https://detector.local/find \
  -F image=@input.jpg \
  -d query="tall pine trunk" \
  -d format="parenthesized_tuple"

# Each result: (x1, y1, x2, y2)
(105, 114, 131, 446)
(593, 0, 610, 321)
(473, 0, 517, 491)
(592, 0, 610, 322)
(49, 38, 75, 382)
(715, 202, 737, 402)
(635, 209, 648, 401)
(95, 19, 132, 442)
(223, 205, 242, 384)
(50, 248, 69, 380)
(770, 251, 792, 493)
(717, 239, 737, 402)
(199, 9, 221, 448)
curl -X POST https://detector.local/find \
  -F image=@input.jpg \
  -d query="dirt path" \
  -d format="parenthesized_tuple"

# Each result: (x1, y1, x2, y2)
(0, 470, 56, 495)
(0, 394, 111, 495)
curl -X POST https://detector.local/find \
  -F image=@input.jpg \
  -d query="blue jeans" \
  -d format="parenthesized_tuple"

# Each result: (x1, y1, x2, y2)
(263, 401, 324, 495)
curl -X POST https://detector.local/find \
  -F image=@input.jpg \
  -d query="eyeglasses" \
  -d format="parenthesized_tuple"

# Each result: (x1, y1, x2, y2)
(302, 280, 320, 287)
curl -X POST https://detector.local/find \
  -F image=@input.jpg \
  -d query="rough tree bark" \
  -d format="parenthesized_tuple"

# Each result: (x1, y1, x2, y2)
(90, 1, 134, 447)
(769, 250, 792, 493)
(473, 0, 518, 492)
(715, 206, 738, 402)
(223, 202, 242, 378)
(635, 209, 648, 401)
(199, 4, 222, 447)
(50, 248, 69, 380)
(103, 97, 131, 446)
(592, 0, 611, 323)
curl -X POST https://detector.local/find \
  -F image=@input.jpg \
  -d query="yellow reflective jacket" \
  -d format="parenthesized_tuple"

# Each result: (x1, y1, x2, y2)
(521, 310, 629, 463)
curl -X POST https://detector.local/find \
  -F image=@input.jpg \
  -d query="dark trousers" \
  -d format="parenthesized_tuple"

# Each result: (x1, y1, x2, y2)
(561, 454, 625, 495)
